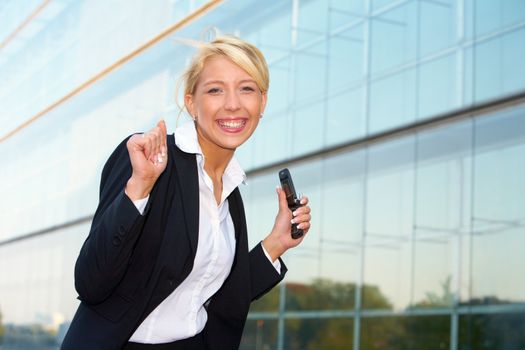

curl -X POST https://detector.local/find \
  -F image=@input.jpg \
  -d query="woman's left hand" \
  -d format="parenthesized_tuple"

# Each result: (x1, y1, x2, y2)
(262, 187, 311, 261)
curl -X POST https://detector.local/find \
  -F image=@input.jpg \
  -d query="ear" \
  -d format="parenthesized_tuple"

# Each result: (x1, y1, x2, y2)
(260, 91, 268, 115)
(184, 94, 195, 117)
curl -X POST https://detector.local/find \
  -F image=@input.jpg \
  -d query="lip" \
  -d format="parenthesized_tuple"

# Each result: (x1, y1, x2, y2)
(216, 118, 248, 133)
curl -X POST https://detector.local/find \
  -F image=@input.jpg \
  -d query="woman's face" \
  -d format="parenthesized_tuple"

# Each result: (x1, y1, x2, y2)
(185, 55, 267, 154)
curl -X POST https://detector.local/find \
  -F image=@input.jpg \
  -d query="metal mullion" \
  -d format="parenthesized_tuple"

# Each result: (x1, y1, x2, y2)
(353, 1, 373, 347)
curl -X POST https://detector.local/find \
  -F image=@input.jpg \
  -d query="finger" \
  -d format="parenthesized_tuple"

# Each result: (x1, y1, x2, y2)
(142, 133, 153, 160)
(291, 213, 311, 225)
(146, 135, 157, 163)
(292, 206, 310, 216)
(297, 222, 310, 231)
(149, 128, 160, 161)
(150, 124, 165, 163)
(127, 134, 145, 154)
(158, 119, 167, 153)
(300, 195, 309, 205)
(157, 119, 166, 132)
(276, 186, 289, 212)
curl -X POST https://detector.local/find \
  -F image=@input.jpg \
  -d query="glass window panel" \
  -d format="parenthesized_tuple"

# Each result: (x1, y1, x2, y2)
(370, 2, 417, 75)
(253, 111, 291, 167)
(463, 46, 475, 107)
(329, 4, 364, 30)
(326, 88, 366, 146)
(459, 229, 472, 304)
(360, 316, 450, 350)
(459, 313, 525, 350)
(412, 237, 455, 308)
(292, 100, 325, 156)
(474, 0, 525, 37)
(294, 42, 327, 103)
(500, 28, 525, 97)
(372, 0, 400, 12)
(474, 107, 525, 225)
(474, 38, 501, 101)
(312, 151, 366, 310)
(284, 253, 322, 311)
(318, 248, 358, 310)
(458, 312, 525, 350)
(362, 240, 411, 310)
(267, 58, 292, 115)
(240, 319, 278, 350)
(364, 135, 415, 312)
(322, 151, 366, 244)
(257, 8, 292, 63)
(470, 106, 525, 305)
(297, 0, 329, 44)
(474, 28, 525, 102)
(471, 228, 525, 305)
(474, 0, 502, 36)
(464, 0, 475, 40)
(418, 54, 459, 120)
(236, 130, 255, 171)
(330, 0, 365, 16)
(328, 25, 364, 92)
(419, 1, 456, 57)
(284, 318, 353, 350)
(416, 121, 472, 233)
(366, 137, 415, 238)
(369, 68, 417, 134)
(244, 172, 280, 250)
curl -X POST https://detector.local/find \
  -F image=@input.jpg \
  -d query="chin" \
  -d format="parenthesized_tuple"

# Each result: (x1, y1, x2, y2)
(216, 128, 256, 149)
(219, 138, 247, 151)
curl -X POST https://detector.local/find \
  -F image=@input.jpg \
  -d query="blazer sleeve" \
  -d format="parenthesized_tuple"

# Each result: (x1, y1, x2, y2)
(249, 242, 288, 300)
(74, 135, 149, 304)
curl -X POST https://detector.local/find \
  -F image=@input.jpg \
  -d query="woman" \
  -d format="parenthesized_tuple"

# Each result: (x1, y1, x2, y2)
(61, 36, 311, 350)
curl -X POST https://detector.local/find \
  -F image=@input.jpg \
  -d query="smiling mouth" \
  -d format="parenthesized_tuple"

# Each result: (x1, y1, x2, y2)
(217, 119, 247, 132)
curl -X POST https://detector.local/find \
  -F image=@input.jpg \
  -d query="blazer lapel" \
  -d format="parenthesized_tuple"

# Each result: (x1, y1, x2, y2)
(170, 135, 200, 255)
(228, 188, 243, 241)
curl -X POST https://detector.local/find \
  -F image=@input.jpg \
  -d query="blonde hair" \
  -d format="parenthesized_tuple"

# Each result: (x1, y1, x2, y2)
(182, 35, 269, 96)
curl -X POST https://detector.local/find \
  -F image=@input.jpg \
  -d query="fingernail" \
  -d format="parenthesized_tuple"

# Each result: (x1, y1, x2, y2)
(291, 218, 296, 224)
(292, 210, 298, 216)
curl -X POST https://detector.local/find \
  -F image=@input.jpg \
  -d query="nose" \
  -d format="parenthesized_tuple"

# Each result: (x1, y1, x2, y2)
(224, 90, 241, 111)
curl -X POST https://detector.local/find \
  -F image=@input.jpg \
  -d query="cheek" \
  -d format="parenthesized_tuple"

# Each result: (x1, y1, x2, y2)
(245, 99, 262, 115)
(197, 98, 221, 116)
(250, 117, 261, 131)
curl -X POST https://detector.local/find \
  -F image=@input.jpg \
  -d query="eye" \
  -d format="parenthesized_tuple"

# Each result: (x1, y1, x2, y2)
(207, 87, 221, 94)
(241, 86, 256, 93)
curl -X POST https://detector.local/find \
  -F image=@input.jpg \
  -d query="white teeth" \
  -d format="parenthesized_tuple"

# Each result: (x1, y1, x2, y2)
(219, 120, 246, 128)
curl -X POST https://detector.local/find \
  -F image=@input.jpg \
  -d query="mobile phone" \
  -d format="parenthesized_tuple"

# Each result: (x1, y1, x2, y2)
(279, 168, 304, 239)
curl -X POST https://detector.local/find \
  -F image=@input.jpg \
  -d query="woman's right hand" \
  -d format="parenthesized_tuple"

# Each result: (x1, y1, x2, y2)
(125, 120, 168, 201)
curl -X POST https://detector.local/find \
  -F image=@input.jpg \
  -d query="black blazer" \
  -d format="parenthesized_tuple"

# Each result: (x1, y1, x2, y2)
(61, 134, 287, 350)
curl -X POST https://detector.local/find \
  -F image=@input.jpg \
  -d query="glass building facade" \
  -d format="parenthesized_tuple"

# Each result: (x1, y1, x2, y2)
(1, 0, 525, 349)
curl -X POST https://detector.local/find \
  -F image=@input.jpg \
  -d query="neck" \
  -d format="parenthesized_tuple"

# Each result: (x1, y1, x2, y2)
(197, 133, 234, 181)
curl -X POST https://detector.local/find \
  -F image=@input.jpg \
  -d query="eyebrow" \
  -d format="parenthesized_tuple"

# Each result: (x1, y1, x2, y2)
(202, 79, 257, 86)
